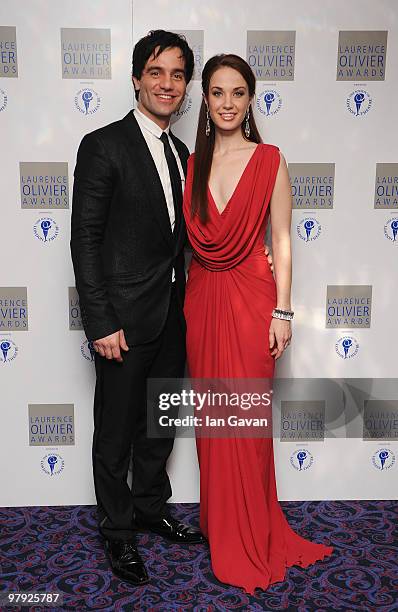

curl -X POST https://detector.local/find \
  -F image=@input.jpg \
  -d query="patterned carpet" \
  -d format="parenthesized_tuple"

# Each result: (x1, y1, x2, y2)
(0, 501, 397, 611)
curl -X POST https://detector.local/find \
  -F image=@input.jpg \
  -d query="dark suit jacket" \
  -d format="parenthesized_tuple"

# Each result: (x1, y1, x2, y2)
(70, 110, 189, 345)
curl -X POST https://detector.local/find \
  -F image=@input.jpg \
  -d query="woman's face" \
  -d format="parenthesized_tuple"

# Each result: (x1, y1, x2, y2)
(206, 66, 251, 134)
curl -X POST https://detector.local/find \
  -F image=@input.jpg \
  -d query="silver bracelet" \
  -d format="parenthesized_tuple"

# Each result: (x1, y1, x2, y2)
(272, 308, 294, 321)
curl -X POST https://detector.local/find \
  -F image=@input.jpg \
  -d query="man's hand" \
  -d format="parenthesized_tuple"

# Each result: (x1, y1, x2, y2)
(264, 244, 274, 273)
(93, 329, 129, 362)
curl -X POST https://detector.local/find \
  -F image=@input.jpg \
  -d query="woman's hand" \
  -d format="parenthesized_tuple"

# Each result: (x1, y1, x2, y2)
(264, 244, 273, 273)
(269, 318, 292, 360)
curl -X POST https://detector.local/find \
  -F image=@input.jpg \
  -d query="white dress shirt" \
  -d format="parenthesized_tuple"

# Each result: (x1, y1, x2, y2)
(134, 108, 185, 283)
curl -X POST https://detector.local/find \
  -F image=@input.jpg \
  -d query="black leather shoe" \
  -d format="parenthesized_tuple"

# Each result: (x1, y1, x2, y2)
(105, 539, 149, 585)
(135, 516, 206, 544)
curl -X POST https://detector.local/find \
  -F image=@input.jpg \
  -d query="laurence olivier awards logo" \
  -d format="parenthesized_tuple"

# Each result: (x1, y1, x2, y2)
(41, 453, 65, 476)
(335, 335, 360, 360)
(0, 89, 7, 112)
(296, 217, 321, 242)
(256, 90, 282, 117)
(0, 337, 18, 364)
(74, 87, 101, 115)
(81, 339, 96, 361)
(337, 31, 387, 81)
(61, 28, 111, 79)
(33, 217, 59, 243)
(247, 31, 295, 80)
(20, 162, 69, 209)
(290, 449, 314, 471)
(371, 448, 396, 471)
(0, 287, 28, 331)
(290, 163, 335, 209)
(68, 287, 83, 330)
(363, 400, 398, 441)
(326, 285, 372, 328)
(281, 401, 325, 441)
(0, 26, 18, 77)
(174, 30, 203, 81)
(375, 164, 398, 209)
(29, 404, 75, 446)
(384, 217, 398, 243)
(171, 92, 193, 123)
(346, 90, 372, 117)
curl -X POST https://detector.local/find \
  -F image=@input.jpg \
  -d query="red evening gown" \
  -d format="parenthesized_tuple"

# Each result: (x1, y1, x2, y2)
(183, 143, 334, 594)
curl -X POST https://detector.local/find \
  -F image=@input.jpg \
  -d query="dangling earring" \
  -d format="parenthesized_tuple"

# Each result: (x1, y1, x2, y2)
(205, 107, 211, 137)
(245, 108, 250, 138)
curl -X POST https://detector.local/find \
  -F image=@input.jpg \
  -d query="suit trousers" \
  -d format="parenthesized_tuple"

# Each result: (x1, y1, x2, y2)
(92, 286, 186, 541)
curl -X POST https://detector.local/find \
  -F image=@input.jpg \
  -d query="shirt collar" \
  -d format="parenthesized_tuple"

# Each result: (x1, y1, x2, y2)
(134, 107, 170, 139)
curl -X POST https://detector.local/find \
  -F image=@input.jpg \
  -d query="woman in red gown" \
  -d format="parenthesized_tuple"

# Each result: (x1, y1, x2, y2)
(183, 54, 334, 594)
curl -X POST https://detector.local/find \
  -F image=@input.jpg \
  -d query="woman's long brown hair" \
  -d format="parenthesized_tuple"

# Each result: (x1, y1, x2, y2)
(191, 54, 262, 223)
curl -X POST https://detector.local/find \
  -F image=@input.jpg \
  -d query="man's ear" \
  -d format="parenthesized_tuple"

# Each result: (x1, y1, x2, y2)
(132, 76, 140, 95)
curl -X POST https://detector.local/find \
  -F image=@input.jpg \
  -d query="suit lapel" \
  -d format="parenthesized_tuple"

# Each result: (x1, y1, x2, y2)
(169, 131, 189, 251)
(170, 132, 188, 177)
(122, 111, 174, 250)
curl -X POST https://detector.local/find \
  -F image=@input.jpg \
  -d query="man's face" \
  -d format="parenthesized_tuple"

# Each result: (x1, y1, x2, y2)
(133, 46, 187, 125)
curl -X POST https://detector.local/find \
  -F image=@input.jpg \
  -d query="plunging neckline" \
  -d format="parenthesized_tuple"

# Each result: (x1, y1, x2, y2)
(208, 144, 261, 216)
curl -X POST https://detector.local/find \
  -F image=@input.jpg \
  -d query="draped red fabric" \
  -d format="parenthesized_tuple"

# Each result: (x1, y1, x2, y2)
(183, 143, 334, 594)
(184, 143, 280, 271)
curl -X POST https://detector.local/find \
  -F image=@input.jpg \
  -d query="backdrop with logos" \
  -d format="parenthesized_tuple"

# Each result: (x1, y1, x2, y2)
(0, 0, 397, 507)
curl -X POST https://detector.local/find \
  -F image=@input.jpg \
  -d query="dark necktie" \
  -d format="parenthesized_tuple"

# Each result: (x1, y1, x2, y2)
(160, 131, 182, 235)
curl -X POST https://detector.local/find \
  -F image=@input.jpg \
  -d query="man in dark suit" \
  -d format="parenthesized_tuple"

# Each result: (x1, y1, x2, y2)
(70, 30, 205, 586)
